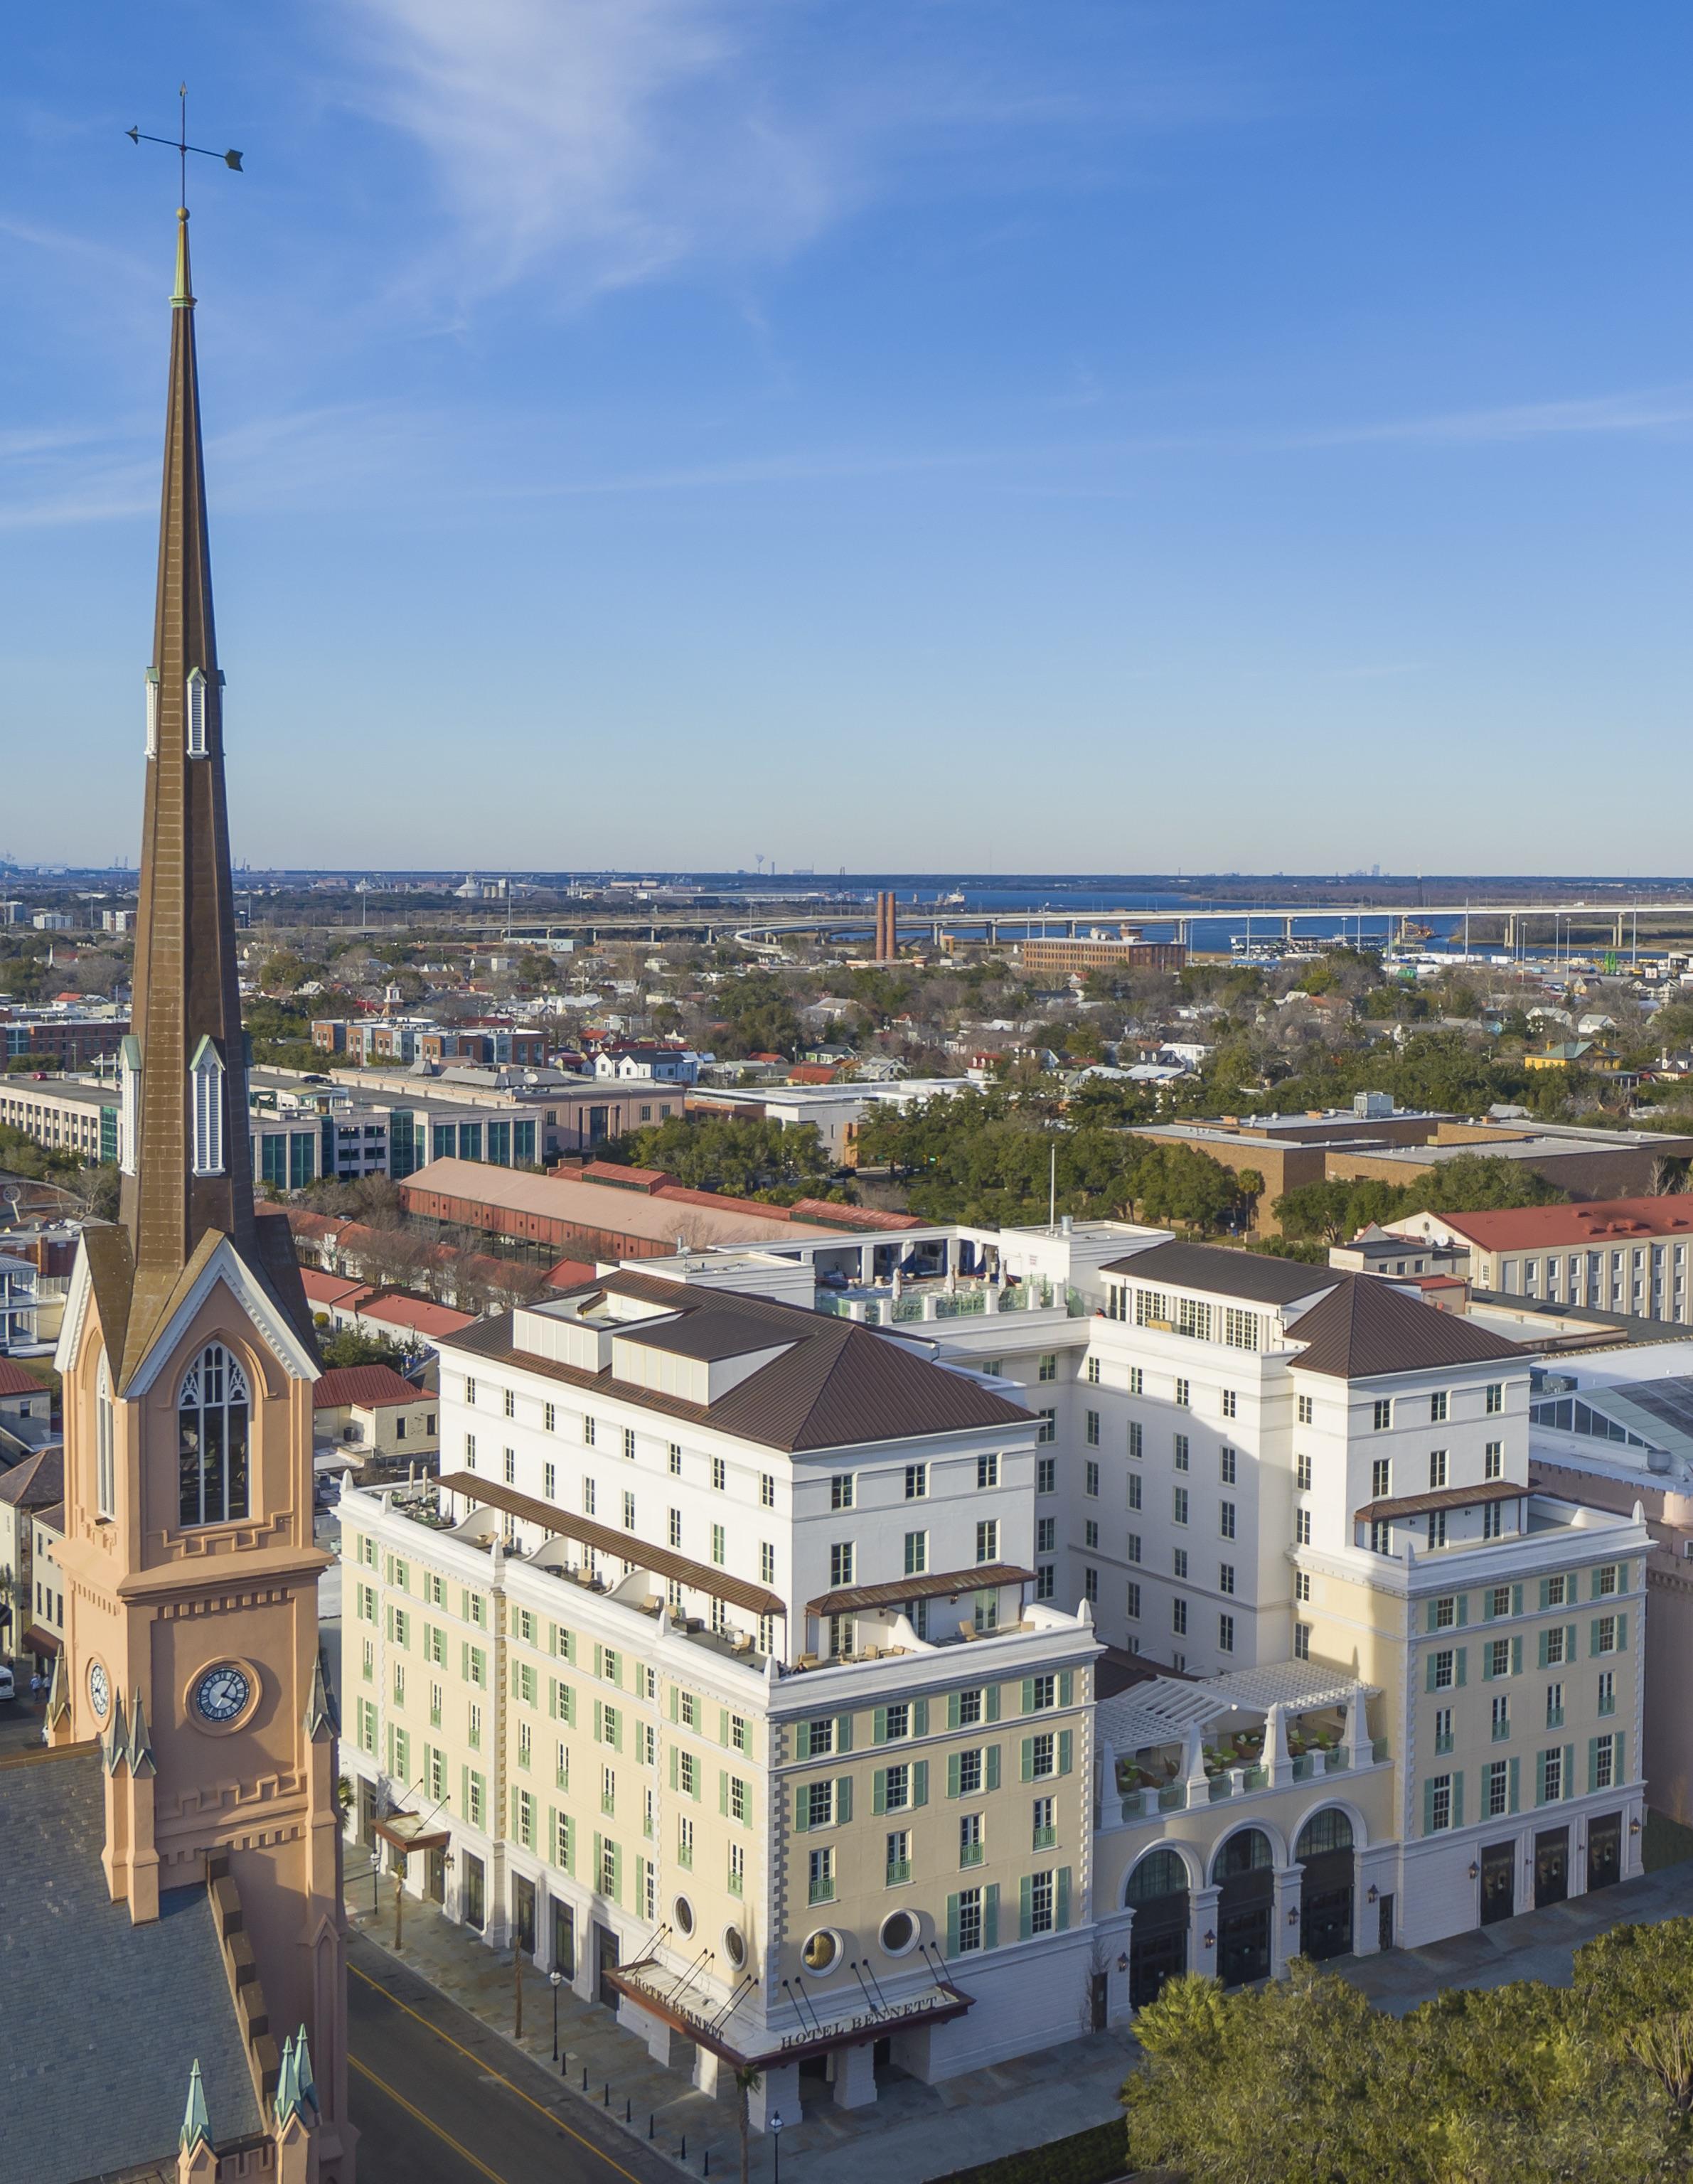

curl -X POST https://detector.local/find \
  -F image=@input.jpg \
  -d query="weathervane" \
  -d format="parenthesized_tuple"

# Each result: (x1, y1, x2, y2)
(127, 84, 242, 205)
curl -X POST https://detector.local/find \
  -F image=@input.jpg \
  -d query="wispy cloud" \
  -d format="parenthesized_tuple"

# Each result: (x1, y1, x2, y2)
(1289, 387, 1693, 448)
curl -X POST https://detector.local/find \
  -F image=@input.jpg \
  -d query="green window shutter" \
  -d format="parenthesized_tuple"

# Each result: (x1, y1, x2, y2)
(1021, 1677, 1035, 1715)
(835, 1775, 852, 1824)
(669, 1686, 678, 1723)
(1451, 1772, 1464, 1829)
(1566, 1624, 1578, 1665)
(548, 1679, 557, 1720)
(720, 1708, 730, 1745)
(984, 1883, 999, 1951)
(1512, 1637, 1523, 1676)
(1058, 1730, 1074, 1776)
(986, 1686, 1000, 1723)
(1456, 1596, 1468, 1627)
(1618, 1612, 1628, 1651)
(594, 1699, 603, 1740)
(873, 1707, 888, 1745)
(1537, 1631, 1549, 1670)
(1589, 1620, 1601, 1659)
(1019, 1875, 1032, 1940)
(836, 1715, 853, 1755)
(986, 1746, 1001, 1792)
(609, 1843, 620, 1904)
(946, 1894, 961, 1956)
(1538, 1579, 1551, 1611)
(1057, 1867, 1072, 1932)
(1508, 1756, 1520, 1814)
(594, 1643, 604, 1679)
(794, 1784, 808, 1832)
(1020, 1737, 1034, 1784)
(1482, 1648, 1495, 1683)
(1059, 1670, 1074, 1706)
(872, 1770, 887, 1816)
(948, 1752, 961, 1798)
(1422, 1778, 1436, 1836)
(670, 1747, 678, 1792)
(1563, 1743, 1575, 1802)
(612, 1713, 623, 1754)
(948, 1692, 961, 1730)
(794, 1722, 810, 1761)
(1483, 1590, 1495, 1622)
(1512, 1584, 1524, 1616)
(1426, 1655, 1440, 1693)
(1618, 1561, 1630, 1592)
(690, 1760, 701, 1803)
(1425, 1601, 1439, 1635)
(1616, 1730, 1627, 1781)
(912, 1761, 929, 1808)
(719, 1771, 729, 1816)
(913, 1699, 929, 1738)
(1591, 1568, 1604, 1603)
(1456, 1649, 1467, 1688)
(1587, 1736, 1598, 1794)
(593, 1830, 603, 1888)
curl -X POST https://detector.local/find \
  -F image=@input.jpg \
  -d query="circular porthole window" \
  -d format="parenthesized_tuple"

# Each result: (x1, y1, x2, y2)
(879, 1910, 919, 1957)
(801, 1927, 842, 1976)
(674, 1897, 696, 1939)
(724, 1925, 747, 1971)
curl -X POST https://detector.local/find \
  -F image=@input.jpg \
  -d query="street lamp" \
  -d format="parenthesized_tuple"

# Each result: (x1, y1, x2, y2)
(550, 1970, 563, 2061)
(769, 2109, 784, 2184)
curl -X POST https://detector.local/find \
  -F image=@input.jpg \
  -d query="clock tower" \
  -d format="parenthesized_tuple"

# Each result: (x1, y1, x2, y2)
(50, 207, 353, 2178)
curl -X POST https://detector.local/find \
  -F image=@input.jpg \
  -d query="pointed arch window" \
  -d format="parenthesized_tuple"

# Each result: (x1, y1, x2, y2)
(178, 1342, 250, 1527)
(186, 668, 208, 757)
(144, 671, 160, 759)
(95, 1352, 116, 1521)
(191, 1037, 225, 1177)
(117, 1035, 141, 1177)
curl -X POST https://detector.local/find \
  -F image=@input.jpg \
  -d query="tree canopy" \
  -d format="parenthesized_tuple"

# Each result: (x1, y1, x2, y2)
(1123, 1922, 1693, 2183)
(608, 1113, 832, 1198)
(1273, 1151, 1566, 1243)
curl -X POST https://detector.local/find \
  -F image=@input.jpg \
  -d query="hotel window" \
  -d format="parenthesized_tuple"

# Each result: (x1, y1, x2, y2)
(1427, 1510, 1447, 1549)
(978, 1452, 1000, 1488)
(503, 1388, 516, 1418)
(177, 1343, 250, 1527)
(831, 1542, 855, 1587)
(1492, 1693, 1510, 1740)
(1126, 1581, 1141, 1619)
(1222, 1388, 1238, 1419)
(1483, 1503, 1503, 1540)
(1429, 1450, 1448, 1489)
(670, 1444, 683, 1477)
(1086, 1356, 1100, 1385)
(1594, 1614, 1620, 1655)
(1219, 1613, 1235, 1654)
(1174, 1434, 1190, 1471)
(1295, 1570, 1310, 1602)
(543, 1462, 556, 1499)
(464, 1434, 476, 1470)
(1544, 1573, 1568, 1607)
(1298, 1395, 1315, 1426)
(1293, 1622, 1311, 1661)
(582, 1479, 596, 1516)
(1172, 1599, 1187, 1637)
(1219, 1501, 1236, 1540)
(976, 1519, 1000, 1563)
(904, 1530, 928, 1575)
(1540, 1748, 1564, 1803)
(1129, 1368, 1143, 1396)
(1173, 1548, 1187, 1578)
(761, 1542, 775, 1583)
(1220, 1562, 1236, 1595)
(1173, 1488, 1189, 1526)
(1294, 1509, 1311, 1546)
(1037, 1516, 1055, 1553)
(1222, 1312, 1258, 1354)
(1371, 1458, 1391, 1499)
(1485, 1383, 1503, 1415)
(1485, 1441, 1503, 1481)
(1485, 1760, 1510, 1817)
(1432, 1649, 1455, 1690)
(503, 1449, 516, 1485)
(955, 1886, 983, 1953)
(1038, 1354, 1057, 1382)
(1084, 1462, 1099, 1499)
(1128, 1474, 1142, 1512)
(1430, 1392, 1448, 1423)
(905, 1462, 929, 1499)
(1175, 1378, 1190, 1408)
(1296, 1452, 1312, 1491)
(1128, 1422, 1143, 1460)
(584, 1416, 596, 1446)
(626, 1493, 640, 1534)
(1434, 1707, 1453, 1755)
(887, 1830, 912, 1886)
(543, 1402, 556, 1433)
(667, 1507, 683, 1549)
(1371, 1398, 1389, 1430)
(831, 1472, 855, 1509)
(1219, 1446, 1237, 1484)
(1598, 1669, 1616, 1718)
(1085, 1410, 1100, 1447)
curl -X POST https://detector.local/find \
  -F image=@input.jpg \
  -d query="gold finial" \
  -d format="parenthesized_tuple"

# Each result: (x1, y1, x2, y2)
(172, 206, 193, 309)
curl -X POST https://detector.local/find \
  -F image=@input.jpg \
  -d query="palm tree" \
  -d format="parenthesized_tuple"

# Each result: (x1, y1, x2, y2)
(732, 2064, 762, 2184)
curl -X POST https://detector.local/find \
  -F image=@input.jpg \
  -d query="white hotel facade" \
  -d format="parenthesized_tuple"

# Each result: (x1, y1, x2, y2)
(340, 1219, 1650, 2121)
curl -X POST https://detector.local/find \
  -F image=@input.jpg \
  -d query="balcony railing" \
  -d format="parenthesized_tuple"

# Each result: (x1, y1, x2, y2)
(1113, 1736, 1389, 1826)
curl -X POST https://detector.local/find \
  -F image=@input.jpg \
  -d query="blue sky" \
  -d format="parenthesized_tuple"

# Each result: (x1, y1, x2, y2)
(4, 3, 1692, 874)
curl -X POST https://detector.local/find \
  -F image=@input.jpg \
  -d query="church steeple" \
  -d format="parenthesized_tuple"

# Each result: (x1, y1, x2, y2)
(117, 207, 257, 1386)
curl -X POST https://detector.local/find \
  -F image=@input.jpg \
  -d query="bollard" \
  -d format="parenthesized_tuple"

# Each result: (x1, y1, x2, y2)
(704, 2149, 710, 2175)
(582, 2066, 589, 2092)
(625, 2097, 631, 2123)
(680, 2136, 687, 2162)
(602, 2082, 609, 2107)
(648, 2114, 655, 2140)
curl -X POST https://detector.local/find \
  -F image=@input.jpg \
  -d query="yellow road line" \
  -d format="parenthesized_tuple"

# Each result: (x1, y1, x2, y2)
(349, 2053, 511, 2184)
(349, 1959, 647, 2184)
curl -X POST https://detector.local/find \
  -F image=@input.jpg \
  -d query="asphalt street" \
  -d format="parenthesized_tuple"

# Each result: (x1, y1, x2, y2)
(347, 1932, 695, 2184)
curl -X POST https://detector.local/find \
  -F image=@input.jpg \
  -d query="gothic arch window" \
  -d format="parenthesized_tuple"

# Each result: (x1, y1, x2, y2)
(95, 1353, 116, 1521)
(186, 668, 208, 756)
(190, 1037, 225, 1177)
(178, 1342, 250, 1527)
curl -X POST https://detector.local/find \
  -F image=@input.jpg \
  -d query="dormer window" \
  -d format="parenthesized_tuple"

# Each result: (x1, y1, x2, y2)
(186, 668, 208, 756)
(191, 1036, 225, 1175)
(117, 1035, 141, 1176)
(145, 671, 160, 758)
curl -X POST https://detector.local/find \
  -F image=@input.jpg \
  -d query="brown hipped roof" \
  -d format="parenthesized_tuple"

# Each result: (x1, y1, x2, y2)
(451, 1272, 1032, 1455)
(1288, 1275, 1524, 1381)
(1355, 1479, 1526, 1524)
(806, 1563, 1036, 1617)
(311, 1364, 421, 1411)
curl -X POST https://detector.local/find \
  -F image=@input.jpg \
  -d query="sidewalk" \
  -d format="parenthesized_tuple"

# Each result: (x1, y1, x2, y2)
(343, 1859, 1138, 2184)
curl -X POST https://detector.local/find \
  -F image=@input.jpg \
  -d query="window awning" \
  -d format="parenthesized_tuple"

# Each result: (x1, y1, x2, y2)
(604, 1959, 971, 2069)
(1355, 1479, 1524, 1524)
(805, 1563, 1035, 1618)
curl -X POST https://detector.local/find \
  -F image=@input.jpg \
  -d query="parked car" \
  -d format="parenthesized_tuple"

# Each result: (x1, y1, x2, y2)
(0, 1665, 16, 1703)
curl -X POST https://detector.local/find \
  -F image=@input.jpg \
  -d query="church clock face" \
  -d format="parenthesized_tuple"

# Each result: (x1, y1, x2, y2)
(87, 1661, 110, 1720)
(192, 1662, 254, 1727)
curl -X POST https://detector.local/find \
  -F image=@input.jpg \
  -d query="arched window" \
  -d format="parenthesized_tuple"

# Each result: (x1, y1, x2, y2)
(186, 668, 208, 756)
(1126, 1848, 1189, 1905)
(144, 670, 160, 759)
(190, 1037, 225, 1177)
(117, 1037, 141, 1177)
(95, 1354, 116, 1521)
(1212, 1828, 1273, 1885)
(178, 1342, 250, 1527)
(1296, 1809, 1355, 1861)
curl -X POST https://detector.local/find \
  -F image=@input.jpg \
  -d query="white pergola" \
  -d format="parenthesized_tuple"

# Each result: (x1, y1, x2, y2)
(1099, 1660, 1380, 1803)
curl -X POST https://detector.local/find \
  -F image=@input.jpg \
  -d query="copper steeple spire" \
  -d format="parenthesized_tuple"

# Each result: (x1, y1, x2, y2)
(116, 208, 257, 1381)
